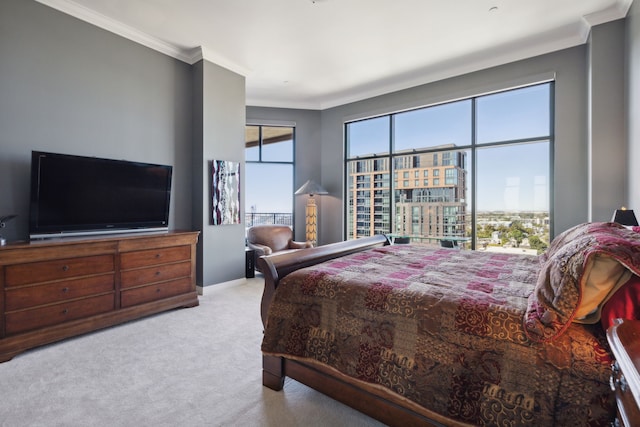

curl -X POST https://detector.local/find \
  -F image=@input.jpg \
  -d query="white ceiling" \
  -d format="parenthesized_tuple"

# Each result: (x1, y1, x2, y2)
(36, 0, 632, 110)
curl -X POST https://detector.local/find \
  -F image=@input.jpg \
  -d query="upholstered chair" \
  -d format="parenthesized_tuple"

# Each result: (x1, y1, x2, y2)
(247, 225, 312, 271)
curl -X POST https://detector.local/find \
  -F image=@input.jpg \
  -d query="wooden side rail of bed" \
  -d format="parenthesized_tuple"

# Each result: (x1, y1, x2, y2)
(257, 234, 390, 327)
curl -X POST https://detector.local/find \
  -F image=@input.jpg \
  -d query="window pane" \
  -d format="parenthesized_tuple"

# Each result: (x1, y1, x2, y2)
(245, 125, 260, 161)
(393, 150, 469, 241)
(476, 84, 550, 144)
(394, 100, 471, 151)
(347, 116, 390, 158)
(346, 158, 390, 239)
(476, 141, 550, 251)
(344, 82, 551, 251)
(245, 163, 293, 226)
(262, 126, 294, 162)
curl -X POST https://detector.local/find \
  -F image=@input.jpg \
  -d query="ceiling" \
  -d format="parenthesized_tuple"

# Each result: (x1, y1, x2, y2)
(36, 0, 632, 110)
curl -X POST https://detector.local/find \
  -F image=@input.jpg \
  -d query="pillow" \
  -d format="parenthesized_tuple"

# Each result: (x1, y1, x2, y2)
(538, 222, 595, 263)
(600, 274, 640, 330)
(573, 254, 631, 323)
(524, 222, 640, 342)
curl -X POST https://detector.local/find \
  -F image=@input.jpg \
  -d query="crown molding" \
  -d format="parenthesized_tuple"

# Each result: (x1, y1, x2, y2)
(36, 0, 251, 76)
(583, 0, 633, 26)
(36, 0, 196, 64)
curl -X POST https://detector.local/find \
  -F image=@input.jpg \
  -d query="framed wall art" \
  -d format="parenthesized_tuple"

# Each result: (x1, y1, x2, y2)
(211, 160, 240, 225)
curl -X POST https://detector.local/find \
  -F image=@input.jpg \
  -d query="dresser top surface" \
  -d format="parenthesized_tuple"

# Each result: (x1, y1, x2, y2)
(1, 230, 199, 250)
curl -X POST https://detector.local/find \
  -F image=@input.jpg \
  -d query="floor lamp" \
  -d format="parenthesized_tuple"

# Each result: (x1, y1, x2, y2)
(295, 180, 328, 246)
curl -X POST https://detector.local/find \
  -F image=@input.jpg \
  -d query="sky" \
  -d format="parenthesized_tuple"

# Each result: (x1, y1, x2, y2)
(245, 140, 294, 213)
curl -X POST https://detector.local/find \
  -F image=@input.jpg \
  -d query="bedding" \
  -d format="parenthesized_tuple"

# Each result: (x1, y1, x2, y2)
(524, 222, 640, 342)
(600, 273, 640, 330)
(261, 239, 620, 425)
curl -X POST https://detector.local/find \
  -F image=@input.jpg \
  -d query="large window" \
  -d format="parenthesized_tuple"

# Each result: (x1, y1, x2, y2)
(245, 125, 294, 227)
(345, 82, 552, 253)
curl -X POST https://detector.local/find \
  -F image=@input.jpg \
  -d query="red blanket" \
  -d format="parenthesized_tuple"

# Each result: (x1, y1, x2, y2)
(262, 244, 614, 426)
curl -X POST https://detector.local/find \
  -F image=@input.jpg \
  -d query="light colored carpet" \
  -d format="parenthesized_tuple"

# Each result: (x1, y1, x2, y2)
(0, 277, 385, 427)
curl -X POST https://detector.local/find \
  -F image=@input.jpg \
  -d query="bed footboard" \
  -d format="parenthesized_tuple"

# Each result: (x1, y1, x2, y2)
(257, 234, 389, 327)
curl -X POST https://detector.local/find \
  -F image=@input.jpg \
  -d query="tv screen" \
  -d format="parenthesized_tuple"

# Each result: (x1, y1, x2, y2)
(29, 151, 172, 239)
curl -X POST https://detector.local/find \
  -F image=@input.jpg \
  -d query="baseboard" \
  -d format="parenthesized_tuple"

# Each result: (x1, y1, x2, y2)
(197, 277, 250, 295)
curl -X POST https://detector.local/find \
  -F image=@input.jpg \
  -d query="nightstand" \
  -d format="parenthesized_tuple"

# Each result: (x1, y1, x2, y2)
(606, 319, 640, 427)
(245, 248, 255, 278)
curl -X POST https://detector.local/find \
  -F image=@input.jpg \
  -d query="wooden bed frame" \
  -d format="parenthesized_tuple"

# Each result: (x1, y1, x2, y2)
(258, 235, 472, 427)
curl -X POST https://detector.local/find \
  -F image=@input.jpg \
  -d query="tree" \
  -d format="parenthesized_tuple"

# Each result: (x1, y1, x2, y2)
(477, 224, 495, 239)
(508, 221, 528, 248)
(528, 235, 548, 253)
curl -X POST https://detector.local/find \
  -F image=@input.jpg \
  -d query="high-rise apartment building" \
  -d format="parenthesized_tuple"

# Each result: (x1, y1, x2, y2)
(347, 146, 467, 240)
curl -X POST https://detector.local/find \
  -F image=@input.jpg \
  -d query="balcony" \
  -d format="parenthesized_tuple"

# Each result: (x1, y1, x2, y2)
(245, 212, 293, 227)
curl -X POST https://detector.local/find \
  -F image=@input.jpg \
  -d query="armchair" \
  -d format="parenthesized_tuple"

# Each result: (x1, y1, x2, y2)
(247, 225, 312, 272)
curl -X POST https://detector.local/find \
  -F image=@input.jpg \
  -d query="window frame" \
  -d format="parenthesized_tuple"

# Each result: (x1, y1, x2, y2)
(343, 81, 555, 249)
(245, 124, 296, 228)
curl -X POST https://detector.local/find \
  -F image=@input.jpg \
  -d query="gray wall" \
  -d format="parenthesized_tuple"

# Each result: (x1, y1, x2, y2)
(245, 107, 322, 242)
(588, 20, 627, 221)
(628, 2, 640, 209)
(320, 46, 591, 245)
(0, 0, 246, 288)
(194, 60, 246, 285)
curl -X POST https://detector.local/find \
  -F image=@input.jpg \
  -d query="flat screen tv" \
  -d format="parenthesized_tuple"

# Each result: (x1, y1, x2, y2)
(29, 151, 172, 239)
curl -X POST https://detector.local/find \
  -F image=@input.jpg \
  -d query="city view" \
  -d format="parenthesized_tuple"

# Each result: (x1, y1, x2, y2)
(346, 149, 549, 254)
(244, 209, 550, 254)
(475, 211, 549, 254)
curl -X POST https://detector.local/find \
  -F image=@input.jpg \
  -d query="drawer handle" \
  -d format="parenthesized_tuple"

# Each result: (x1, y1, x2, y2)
(62, 308, 69, 315)
(612, 361, 620, 373)
(62, 287, 69, 293)
(155, 271, 162, 276)
(155, 253, 162, 258)
(617, 374, 628, 393)
(155, 288, 161, 293)
(62, 265, 69, 272)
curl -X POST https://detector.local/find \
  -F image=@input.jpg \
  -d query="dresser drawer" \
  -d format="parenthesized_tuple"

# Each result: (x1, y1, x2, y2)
(120, 261, 191, 289)
(120, 246, 190, 270)
(5, 274, 115, 311)
(5, 293, 115, 335)
(607, 319, 640, 427)
(611, 359, 640, 426)
(5, 255, 114, 287)
(121, 277, 192, 308)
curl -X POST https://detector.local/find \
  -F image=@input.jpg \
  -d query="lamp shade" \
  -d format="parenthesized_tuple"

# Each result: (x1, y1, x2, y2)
(612, 208, 639, 226)
(295, 180, 328, 196)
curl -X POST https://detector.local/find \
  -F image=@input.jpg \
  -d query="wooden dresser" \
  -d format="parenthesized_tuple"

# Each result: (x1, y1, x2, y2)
(0, 231, 199, 362)
(607, 319, 640, 427)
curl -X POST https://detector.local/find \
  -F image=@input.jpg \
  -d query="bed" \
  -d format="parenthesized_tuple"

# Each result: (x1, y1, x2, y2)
(259, 222, 640, 426)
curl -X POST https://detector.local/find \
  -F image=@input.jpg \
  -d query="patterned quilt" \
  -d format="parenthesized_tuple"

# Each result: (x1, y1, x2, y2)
(261, 244, 615, 426)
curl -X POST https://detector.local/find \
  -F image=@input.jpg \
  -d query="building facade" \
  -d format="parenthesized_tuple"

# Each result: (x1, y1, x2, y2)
(347, 147, 468, 240)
